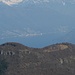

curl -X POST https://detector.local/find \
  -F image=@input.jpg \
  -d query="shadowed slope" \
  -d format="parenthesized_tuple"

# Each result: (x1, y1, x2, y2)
(0, 42, 75, 75)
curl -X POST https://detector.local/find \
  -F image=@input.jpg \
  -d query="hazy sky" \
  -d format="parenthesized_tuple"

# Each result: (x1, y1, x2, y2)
(0, 0, 75, 47)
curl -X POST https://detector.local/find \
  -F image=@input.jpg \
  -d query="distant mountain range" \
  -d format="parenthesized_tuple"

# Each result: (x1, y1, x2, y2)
(0, 28, 43, 39)
(0, 42, 75, 75)
(0, 0, 75, 47)
(1, 0, 75, 6)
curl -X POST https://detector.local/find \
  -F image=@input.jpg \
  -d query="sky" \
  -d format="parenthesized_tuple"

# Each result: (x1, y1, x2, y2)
(0, 0, 75, 48)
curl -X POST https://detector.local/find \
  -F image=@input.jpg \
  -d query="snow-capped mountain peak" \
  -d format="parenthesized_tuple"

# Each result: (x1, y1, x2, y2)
(0, 0, 50, 6)
(0, 0, 75, 6)
(0, 0, 24, 6)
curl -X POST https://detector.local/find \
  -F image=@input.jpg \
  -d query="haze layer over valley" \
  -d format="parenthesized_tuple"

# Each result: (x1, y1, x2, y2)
(0, 0, 75, 47)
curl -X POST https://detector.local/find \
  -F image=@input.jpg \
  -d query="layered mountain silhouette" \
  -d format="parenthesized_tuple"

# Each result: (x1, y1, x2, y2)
(0, 42, 75, 75)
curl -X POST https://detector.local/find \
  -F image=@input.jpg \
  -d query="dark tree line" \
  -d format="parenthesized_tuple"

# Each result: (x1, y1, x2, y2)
(0, 59, 8, 75)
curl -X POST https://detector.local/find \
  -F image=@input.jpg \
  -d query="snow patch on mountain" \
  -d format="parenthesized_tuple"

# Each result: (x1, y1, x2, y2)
(0, 0, 49, 6)
(0, 0, 24, 6)
(0, 26, 70, 40)
(0, 28, 43, 39)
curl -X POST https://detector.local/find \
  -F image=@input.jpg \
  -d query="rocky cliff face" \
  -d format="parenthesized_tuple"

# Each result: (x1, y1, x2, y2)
(0, 42, 75, 75)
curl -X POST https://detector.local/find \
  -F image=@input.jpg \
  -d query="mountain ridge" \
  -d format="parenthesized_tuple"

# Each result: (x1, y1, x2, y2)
(0, 42, 75, 75)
